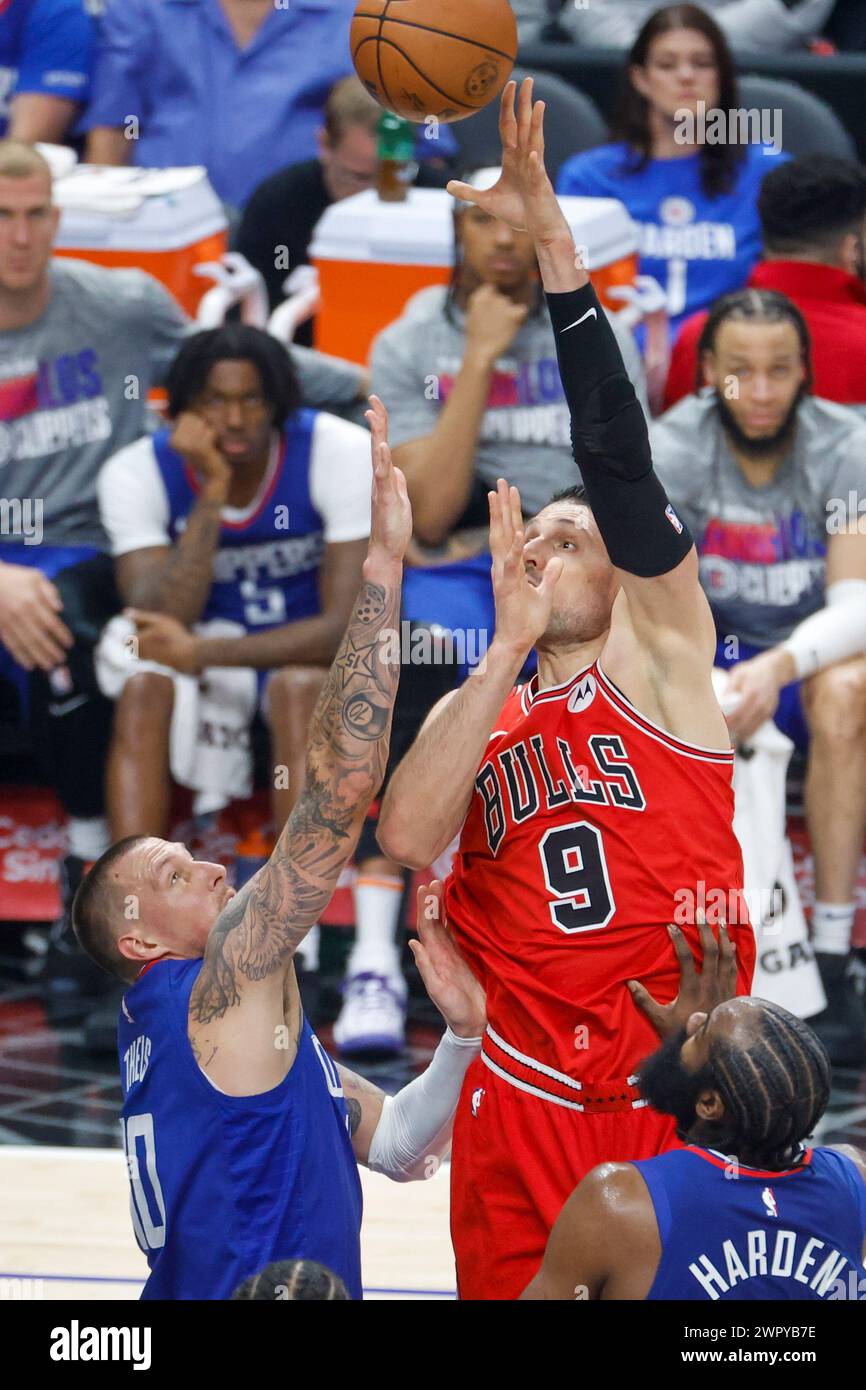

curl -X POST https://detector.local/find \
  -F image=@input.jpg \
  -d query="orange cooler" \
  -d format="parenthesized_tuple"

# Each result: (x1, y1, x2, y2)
(311, 188, 639, 363)
(52, 165, 228, 316)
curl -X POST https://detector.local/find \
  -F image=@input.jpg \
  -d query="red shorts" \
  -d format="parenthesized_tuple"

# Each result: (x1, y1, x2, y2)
(450, 1055, 681, 1300)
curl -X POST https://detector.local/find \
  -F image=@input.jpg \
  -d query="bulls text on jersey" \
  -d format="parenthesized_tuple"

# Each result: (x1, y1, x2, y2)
(475, 728, 647, 857)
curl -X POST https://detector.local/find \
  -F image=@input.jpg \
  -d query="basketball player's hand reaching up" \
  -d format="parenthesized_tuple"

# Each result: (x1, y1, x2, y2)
(410, 881, 486, 1040)
(490, 478, 562, 656)
(365, 394, 413, 565)
(627, 914, 738, 1040)
(446, 79, 579, 265)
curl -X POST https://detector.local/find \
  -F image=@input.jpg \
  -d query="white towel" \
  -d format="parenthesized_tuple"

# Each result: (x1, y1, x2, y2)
(95, 615, 258, 817)
(712, 668, 826, 1018)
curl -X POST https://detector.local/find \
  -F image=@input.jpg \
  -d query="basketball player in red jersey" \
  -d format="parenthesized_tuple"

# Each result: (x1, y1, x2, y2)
(377, 79, 756, 1301)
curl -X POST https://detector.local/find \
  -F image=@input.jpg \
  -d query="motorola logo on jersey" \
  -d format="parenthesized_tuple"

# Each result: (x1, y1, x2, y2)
(567, 675, 597, 713)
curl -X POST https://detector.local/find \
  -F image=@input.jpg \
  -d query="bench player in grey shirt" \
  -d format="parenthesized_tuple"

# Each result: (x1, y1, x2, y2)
(651, 288, 866, 1064)
(0, 139, 367, 1014)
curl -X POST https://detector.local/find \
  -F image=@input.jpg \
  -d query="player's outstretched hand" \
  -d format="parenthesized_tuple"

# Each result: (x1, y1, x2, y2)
(365, 394, 412, 565)
(409, 880, 486, 1040)
(446, 78, 571, 253)
(627, 912, 738, 1039)
(489, 477, 562, 657)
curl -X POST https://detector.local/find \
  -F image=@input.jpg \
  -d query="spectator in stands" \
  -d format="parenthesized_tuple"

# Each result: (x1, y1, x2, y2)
(556, 5, 788, 342)
(375, 172, 647, 548)
(663, 155, 866, 410)
(0, 136, 369, 1014)
(82, 0, 453, 211)
(325, 172, 648, 1058)
(546, 0, 837, 52)
(0, 0, 96, 142)
(236, 77, 451, 343)
(0, 138, 190, 1000)
(98, 325, 371, 848)
(650, 289, 866, 1064)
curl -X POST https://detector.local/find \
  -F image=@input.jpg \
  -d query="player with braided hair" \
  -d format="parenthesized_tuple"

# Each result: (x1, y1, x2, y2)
(524, 919, 866, 1300)
(232, 1259, 349, 1301)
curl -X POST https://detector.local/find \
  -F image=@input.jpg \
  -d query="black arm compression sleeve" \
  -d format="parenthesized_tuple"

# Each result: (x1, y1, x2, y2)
(545, 282, 693, 577)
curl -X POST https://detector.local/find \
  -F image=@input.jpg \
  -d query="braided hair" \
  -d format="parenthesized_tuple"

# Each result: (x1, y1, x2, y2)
(695, 288, 814, 395)
(707, 1002, 831, 1170)
(231, 1259, 349, 1301)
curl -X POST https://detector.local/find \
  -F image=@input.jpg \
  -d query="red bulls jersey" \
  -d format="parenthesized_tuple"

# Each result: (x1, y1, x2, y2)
(445, 660, 755, 1092)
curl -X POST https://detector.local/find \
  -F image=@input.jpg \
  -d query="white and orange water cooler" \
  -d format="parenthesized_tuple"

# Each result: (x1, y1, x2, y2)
(50, 162, 228, 316)
(310, 187, 639, 362)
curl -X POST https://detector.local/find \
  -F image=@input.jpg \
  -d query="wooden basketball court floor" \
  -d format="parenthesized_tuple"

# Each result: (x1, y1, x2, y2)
(0, 1146, 456, 1300)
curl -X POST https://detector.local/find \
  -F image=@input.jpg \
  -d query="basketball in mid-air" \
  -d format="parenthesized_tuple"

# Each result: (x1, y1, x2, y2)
(350, 0, 518, 124)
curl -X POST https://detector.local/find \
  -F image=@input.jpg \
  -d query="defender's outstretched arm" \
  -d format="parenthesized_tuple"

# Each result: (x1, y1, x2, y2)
(190, 398, 411, 1028)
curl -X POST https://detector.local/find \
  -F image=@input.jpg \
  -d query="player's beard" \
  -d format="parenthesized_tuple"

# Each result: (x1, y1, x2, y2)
(636, 1029, 720, 1141)
(538, 584, 614, 650)
(715, 385, 805, 461)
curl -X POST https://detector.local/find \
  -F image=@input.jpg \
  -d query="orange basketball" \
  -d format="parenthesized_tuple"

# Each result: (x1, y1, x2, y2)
(350, 0, 518, 124)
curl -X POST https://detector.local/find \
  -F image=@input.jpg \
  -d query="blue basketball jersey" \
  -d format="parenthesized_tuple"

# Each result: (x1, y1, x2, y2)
(117, 958, 363, 1300)
(632, 1145, 866, 1300)
(150, 410, 323, 631)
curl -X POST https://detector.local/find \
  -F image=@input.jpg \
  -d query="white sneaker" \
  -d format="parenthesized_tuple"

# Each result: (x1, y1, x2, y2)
(333, 971, 407, 1057)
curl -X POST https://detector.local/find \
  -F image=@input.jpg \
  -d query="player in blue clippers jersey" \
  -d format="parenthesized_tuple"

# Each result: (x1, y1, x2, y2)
(97, 323, 374, 843)
(72, 401, 487, 1299)
(524, 917, 866, 1300)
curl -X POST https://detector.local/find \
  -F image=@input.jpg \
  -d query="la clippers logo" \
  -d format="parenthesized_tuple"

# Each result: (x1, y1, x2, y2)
(659, 196, 696, 227)
(471, 1087, 484, 1117)
(762, 1186, 778, 1219)
(665, 504, 684, 535)
(567, 674, 597, 713)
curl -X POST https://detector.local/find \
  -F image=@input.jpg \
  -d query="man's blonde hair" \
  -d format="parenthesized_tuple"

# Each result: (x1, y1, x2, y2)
(0, 141, 53, 183)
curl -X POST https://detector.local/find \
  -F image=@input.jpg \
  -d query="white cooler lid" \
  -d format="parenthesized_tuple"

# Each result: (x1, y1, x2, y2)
(310, 188, 637, 270)
(53, 165, 227, 250)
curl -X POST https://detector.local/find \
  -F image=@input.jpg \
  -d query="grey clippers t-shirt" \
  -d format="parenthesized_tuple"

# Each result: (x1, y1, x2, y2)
(370, 283, 647, 520)
(0, 258, 189, 550)
(0, 258, 366, 551)
(651, 392, 866, 649)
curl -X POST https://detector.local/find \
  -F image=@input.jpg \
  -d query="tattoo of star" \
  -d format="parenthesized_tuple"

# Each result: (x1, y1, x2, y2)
(335, 635, 378, 688)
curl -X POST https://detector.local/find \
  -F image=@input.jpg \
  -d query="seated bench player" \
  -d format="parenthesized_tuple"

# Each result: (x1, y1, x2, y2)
(97, 325, 372, 843)
(650, 288, 866, 1064)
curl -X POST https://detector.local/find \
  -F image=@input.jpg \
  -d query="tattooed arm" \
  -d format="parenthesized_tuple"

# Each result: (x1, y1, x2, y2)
(188, 397, 412, 1095)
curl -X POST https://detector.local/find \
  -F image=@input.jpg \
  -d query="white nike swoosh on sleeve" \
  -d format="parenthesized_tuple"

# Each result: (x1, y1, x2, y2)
(560, 307, 597, 332)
